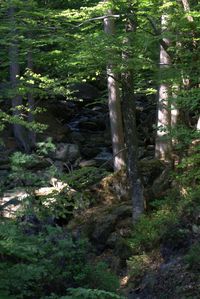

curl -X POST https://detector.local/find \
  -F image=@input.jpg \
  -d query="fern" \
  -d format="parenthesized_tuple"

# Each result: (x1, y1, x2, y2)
(63, 288, 125, 299)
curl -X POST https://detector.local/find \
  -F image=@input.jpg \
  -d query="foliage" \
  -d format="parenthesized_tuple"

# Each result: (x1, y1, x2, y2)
(36, 137, 56, 156)
(129, 203, 178, 254)
(127, 253, 153, 278)
(0, 0, 200, 297)
(9, 151, 58, 187)
(0, 220, 119, 299)
(63, 288, 124, 299)
(185, 242, 200, 271)
(84, 262, 119, 292)
(62, 167, 109, 190)
(175, 144, 200, 190)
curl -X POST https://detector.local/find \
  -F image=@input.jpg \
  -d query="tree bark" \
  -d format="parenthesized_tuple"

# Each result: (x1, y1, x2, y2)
(155, 13, 172, 162)
(181, 0, 194, 22)
(104, 5, 126, 171)
(9, 4, 31, 153)
(122, 17, 144, 223)
(27, 49, 36, 148)
(197, 116, 200, 131)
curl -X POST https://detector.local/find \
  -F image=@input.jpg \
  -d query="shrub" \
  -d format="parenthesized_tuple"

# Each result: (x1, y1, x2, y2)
(0, 220, 119, 299)
(62, 288, 125, 299)
(62, 167, 109, 191)
(184, 242, 200, 271)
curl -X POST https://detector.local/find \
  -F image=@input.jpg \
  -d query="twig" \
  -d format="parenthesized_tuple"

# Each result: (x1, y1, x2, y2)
(99, 147, 127, 169)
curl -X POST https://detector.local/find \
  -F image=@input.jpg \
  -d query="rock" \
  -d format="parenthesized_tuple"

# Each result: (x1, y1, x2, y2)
(35, 182, 75, 198)
(37, 178, 76, 194)
(151, 166, 171, 197)
(25, 155, 52, 170)
(49, 101, 76, 120)
(97, 169, 130, 203)
(89, 204, 132, 251)
(79, 159, 97, 167)
(69, 82, 100, 102)
(0, 188, 30, 218)
(53, 143, 80, 162)
(0, 156, 9, 166)
(0, 169, 9, 176)
(53, 160, 64, 173)
(106, 232, 120, 249)
(139, 159, 165, 187)
(138, 147, 145, 159)
(91, 214, 118, 251)
(114, 237, 132, 261)
(94, 148, 113, 166)
(37, 109, 71, 143)
(78, 120, 100, 131)
(19, 214, 56, 235)
(0, 164, 10, 170)
(70, 131, 85, 143)
(0, 170, 9, 185)
(81, 146, 101, 159)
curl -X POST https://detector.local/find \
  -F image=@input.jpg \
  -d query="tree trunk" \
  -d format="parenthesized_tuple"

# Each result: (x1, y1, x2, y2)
(155, 14, 172, 162)
(181, 0, 194, 22)
(104, 5, 125, 171)
(122, 17, 144, 223)
(197, 116, 200, 131)
(27, 49, 36, 148)
(9, 4, 31, 153)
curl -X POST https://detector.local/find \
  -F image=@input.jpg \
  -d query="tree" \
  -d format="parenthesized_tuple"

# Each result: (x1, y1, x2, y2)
(121, 2, 144, 222)
(8, 2, 31, 153)
(103, 0, 125, 171)
(155, 9, 172, 162)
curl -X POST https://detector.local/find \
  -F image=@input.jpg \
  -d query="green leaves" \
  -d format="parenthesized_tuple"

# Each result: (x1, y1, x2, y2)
(63, 288, 124, 299)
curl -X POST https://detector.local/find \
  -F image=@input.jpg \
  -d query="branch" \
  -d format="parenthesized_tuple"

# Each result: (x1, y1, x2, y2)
(145, 15, 171, 55)
(76, 14, 120, 27)
(99, 147, 127, 169)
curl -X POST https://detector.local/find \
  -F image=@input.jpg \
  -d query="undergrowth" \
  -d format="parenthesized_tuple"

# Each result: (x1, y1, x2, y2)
(127, 144, 200, 291)
(0, 219, 120, 299)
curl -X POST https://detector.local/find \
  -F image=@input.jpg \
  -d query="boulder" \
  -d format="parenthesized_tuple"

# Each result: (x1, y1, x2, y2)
(75, 204, 132, 252)
(79, 159, 97, 168)
(0, 188, 30, 218)
(37, 108, 71, 143)
(69, 83, 100, 102)
(53, 143, 80, 162)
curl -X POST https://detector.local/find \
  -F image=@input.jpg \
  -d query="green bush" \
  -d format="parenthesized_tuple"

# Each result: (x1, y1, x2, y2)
(84, 262, 119, 292)
(129, 207, 178, 253)
(9, 151, 58, 187)
(185, 242, 200, 270)
(0, 220, 119, 299)
(62, 288, 125, 299)
(62, 167, 109, 191)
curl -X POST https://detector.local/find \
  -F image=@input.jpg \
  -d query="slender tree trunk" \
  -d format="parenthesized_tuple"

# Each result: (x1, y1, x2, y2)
(27, 49, 36, 148)
(122, 16, 144, 223)
(155, 14, 172, 162)
(24, 0, 36, 149)
(197, 116, 200, 131)
(104, 6, 125, 171)
(181, 0, 194, 22)
(9, 4, 30, 153)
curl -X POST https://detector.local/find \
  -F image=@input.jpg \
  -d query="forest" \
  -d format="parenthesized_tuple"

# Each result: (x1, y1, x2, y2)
(0, 0, 200, 298)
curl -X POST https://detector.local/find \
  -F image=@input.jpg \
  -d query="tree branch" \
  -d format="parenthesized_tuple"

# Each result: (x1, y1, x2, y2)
(77, 14, 120, 27)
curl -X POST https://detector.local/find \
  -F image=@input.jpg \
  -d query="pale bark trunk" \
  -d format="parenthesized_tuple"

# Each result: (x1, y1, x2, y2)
(181, 0, 194, 22)
(171, 85, 179, 128)
(9, 5, 30, 153)
(155, 14, 172, 162)
(197, 116, 200, 131)
(104, 7, 125, 171)
(122, 18, 144, 223)
(27, 50, 36, 148)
